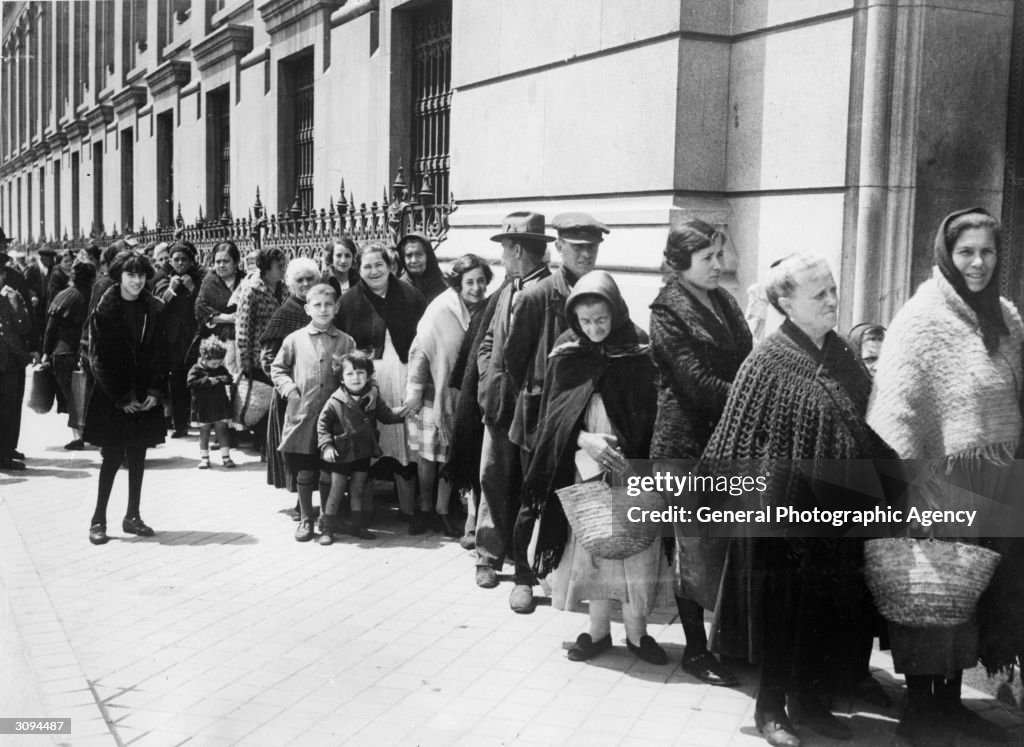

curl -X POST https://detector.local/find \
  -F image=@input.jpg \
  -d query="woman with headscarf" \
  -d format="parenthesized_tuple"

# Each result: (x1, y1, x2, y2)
(337, 243, 427, 529)
(523, 270, 673, 664)
(868, 208, 1022, 746)
(848, 323, 885, 378)
(649, 220, 751, 687)
(404, 254, 493, 536)
(702, 252, 894, 747)
(42, 260, 97, 450)
(156, 241, 204, 437)
(261, 257, 317, 493)
(84, 252, 169, 545)
(397, 232, 447, 304)
(322, 238, 361, 297)
(195, 240, 241, 375)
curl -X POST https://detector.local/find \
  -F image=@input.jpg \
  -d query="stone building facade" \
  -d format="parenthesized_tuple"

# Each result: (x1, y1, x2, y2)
(1, 0, 1022, 329)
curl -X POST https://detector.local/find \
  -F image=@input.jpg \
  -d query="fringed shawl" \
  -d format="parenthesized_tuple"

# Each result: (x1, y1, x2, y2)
(702, 320, 886, 510)
(867, 269, 1023, 463)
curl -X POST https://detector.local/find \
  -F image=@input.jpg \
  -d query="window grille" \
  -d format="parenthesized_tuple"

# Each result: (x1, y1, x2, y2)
(208, 88, 231, 219)
(293, 59, 314, 213)
(410, 1, 451, 206)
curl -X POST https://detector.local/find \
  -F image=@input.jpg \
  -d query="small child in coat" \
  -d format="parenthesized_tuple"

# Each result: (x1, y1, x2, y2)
(318, 351, 408, 541)
(271, 284, 356, 543)
(187, 336, 235, 469)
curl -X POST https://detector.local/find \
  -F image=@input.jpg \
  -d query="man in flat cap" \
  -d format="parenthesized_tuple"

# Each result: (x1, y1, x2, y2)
(474, 211, 555, 589)
(0, 252, 38, 470)
(503, 211, 609, 613)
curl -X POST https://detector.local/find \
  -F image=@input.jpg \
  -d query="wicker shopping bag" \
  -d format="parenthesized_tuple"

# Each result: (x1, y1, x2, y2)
(556, 469, 666, 560)
(864, 537, 1001, 628)
(232, 373, 274, 427)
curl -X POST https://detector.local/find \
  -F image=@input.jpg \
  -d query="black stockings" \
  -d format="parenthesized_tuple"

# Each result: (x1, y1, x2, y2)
(92, 446, 148, 526)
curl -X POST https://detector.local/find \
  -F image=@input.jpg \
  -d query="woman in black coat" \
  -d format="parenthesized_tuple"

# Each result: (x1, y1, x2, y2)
(155, 241, 204, 437)
(649, 221, 753, 687)
(84, 252, 169, 545)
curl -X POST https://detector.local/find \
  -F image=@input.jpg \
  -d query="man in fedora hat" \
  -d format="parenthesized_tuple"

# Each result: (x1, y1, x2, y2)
(474, 211, 554, 589)
(503, 211, 609, 613)
(0, 252, 38, 470)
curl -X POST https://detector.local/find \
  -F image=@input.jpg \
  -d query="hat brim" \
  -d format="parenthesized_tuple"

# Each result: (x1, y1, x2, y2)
(489, 232, 556, 243)
(558, 236, 605, 245)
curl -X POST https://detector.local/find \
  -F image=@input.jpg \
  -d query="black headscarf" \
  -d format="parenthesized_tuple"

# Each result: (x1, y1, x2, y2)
(525, 271, 657, 576)
(934, 207, 1009, 352)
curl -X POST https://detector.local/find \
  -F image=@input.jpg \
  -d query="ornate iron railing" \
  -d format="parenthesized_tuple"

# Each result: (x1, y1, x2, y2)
(51, 168, 456, 267)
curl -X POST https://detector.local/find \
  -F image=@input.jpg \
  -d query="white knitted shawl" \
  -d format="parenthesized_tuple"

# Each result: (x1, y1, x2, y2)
(867, 268, 1024, 462)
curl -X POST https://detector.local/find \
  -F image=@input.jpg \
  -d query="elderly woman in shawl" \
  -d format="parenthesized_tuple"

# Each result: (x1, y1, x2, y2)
(337, 243, 427, 531)
(404, 254, 493, 537)
(702, 252, 894, 747)
(396, 232, 447, 303)
(524, 270, 674, 664)
(868, 208, 1023, 747)
(261, 257, 318, 494)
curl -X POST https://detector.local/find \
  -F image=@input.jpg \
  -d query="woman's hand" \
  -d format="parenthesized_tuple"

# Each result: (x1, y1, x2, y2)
(322, 446, 339, 463)
(402, 393, 423, 415)
(138, 395, 160, 411)
(287, 390, 301, 403)
(577, 432, 626, 471)
(122, 399, 141, 413)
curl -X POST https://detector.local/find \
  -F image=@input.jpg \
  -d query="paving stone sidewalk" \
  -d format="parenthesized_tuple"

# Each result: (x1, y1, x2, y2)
(2, 406, 1023, 747)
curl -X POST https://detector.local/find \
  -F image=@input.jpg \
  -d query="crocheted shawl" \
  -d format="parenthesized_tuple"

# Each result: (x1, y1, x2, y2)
(867, 268, 1023, 463)
(261, 295, 310, 346)
(702, 319, 887, 512)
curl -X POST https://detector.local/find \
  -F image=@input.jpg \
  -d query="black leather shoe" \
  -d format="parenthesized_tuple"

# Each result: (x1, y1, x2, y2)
(170, 430, 188, 438)
(627, 635, 667, 665)
(122, 516, 155, 537)
(64, 439, 85, 451)
(8, 449, 25, 460)
(789, 694, 851, 740)
(755, 710, 801, 747)
(89, 523, 109, 545)
(682, 651, 740, 687)
(0, 457, 26, 471)
(567, 633, 613, 662)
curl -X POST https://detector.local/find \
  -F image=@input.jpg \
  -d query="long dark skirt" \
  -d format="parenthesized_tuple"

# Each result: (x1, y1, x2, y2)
(266, 394, 296, 492)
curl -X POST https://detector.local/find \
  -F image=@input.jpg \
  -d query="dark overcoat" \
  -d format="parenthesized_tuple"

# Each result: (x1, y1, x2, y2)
(83, 286, 169, 448)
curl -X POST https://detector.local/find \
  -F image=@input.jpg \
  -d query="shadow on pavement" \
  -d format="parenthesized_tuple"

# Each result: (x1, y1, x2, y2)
(114, 530, 258, 545)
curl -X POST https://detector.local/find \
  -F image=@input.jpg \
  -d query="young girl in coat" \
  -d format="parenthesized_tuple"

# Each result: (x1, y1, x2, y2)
(317, 352, 407, 542)
(187, 336, 235, 469)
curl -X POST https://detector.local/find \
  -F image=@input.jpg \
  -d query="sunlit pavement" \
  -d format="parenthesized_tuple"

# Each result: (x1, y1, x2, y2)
(2, 406, 1023, 747)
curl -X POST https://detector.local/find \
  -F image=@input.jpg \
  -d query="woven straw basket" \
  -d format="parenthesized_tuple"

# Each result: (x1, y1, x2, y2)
(556, 480, 666, 560)
(864, 538, 1001, 628)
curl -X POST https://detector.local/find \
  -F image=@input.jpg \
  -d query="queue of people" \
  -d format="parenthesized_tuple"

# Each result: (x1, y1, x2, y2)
(3, 205, 1024, 747)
